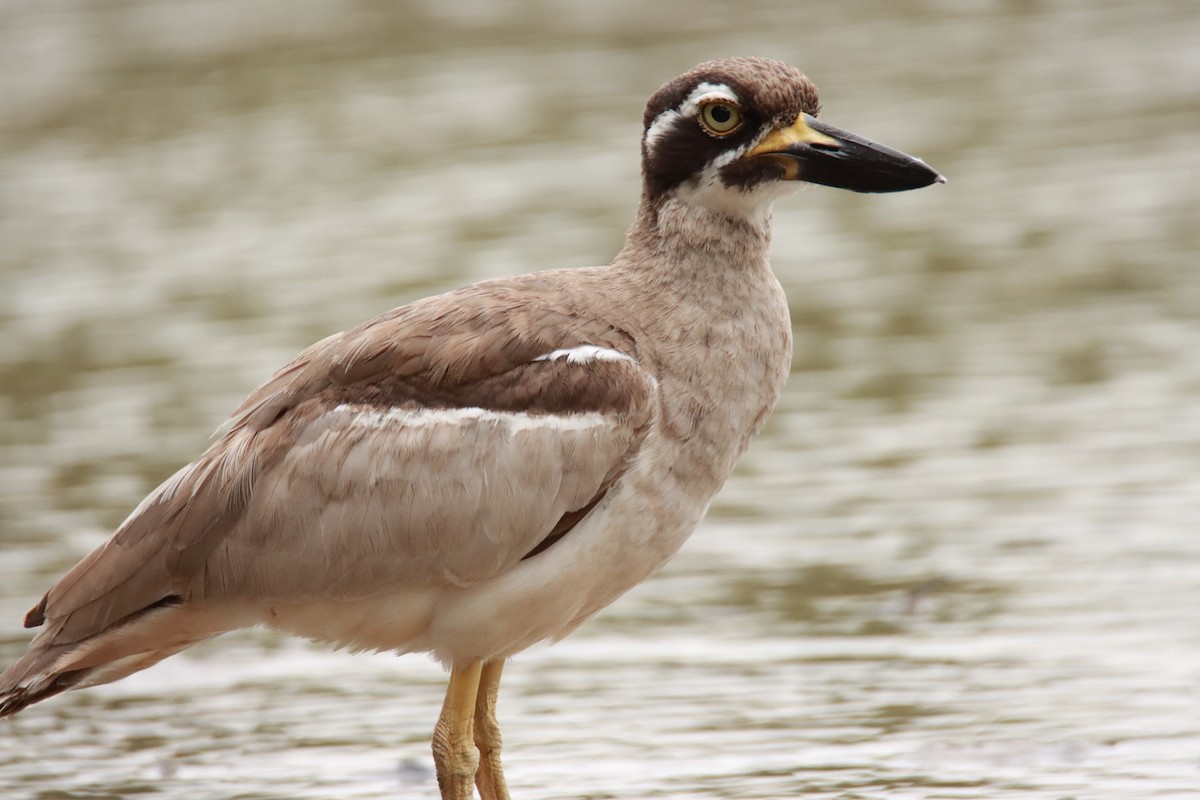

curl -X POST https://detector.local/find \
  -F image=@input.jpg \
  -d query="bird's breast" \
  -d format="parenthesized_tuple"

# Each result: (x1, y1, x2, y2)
(647, 270, 792, 489)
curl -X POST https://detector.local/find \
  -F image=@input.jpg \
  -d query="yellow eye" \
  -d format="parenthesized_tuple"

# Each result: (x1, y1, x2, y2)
(699, 101, 743, 136)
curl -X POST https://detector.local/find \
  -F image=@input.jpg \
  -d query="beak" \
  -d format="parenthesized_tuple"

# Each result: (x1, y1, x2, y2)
(745, 113, 944, 193)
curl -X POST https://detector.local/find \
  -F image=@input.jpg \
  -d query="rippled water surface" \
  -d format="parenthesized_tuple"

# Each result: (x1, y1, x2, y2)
(2, 1, 1198, 798)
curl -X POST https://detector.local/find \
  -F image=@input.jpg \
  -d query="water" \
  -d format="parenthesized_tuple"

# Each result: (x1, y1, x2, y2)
(2, 1, 1199, 797)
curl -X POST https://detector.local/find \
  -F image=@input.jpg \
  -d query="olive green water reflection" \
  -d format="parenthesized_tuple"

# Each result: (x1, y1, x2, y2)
(2, 1, 1198, 798)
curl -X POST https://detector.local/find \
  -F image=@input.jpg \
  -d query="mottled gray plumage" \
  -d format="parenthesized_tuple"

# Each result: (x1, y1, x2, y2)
(1, 57, 941, 800)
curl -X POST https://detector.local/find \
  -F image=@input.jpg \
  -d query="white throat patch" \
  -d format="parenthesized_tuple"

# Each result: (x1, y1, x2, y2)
(672, 170, 799, 227)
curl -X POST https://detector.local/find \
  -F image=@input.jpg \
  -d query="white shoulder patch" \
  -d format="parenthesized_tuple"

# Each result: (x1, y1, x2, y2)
(534, 345, 634, 365)
(333, 404, 612, 434)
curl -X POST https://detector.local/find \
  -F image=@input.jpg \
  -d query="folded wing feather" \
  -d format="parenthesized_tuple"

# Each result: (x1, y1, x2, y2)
(10, 274, 655, 683)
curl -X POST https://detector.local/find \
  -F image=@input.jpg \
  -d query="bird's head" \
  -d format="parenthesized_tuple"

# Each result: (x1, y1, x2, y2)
(641, 57, 944, 224)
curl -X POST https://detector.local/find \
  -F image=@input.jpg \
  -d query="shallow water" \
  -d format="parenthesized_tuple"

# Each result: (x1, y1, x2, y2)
(1, 1, 1198, 798)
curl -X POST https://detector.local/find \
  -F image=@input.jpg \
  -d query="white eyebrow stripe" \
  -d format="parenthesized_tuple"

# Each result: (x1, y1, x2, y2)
(645, 81, 740, 148)
(680, 82, 740, 116)
(533, 345, 635, 365)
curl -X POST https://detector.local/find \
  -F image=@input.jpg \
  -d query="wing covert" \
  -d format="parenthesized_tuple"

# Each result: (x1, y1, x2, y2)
(215, 356, 654, 600)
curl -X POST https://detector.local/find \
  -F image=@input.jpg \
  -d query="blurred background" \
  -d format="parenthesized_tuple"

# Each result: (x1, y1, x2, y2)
(1, 1, 1198, 798)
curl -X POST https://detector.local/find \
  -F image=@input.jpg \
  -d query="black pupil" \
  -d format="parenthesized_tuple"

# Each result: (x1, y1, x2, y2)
(710, 105, 732, 124)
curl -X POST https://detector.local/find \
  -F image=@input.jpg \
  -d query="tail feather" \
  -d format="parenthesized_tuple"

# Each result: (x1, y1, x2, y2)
(0, 643, 85, 717)
(1, 603, 243, 718)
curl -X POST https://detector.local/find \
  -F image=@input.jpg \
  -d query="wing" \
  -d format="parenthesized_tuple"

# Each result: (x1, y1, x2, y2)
(21, 273, 656, 648)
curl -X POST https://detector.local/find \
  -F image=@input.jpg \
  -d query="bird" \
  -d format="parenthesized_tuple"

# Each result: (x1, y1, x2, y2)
(0, 57, 942, 799)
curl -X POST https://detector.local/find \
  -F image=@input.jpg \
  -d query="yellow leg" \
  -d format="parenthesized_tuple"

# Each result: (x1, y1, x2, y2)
(473, 660, 511, 800)
(432, 659, 483, 800)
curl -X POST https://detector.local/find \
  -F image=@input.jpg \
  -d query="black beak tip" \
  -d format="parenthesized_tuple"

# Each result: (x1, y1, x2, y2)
(872, 158, 946, 193)
(916, 158, 947, 187)
(790, 147, 946, 194)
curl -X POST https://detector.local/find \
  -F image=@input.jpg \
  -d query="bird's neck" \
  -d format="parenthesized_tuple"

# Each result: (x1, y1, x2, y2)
(615, 193, 774, 284)
(601, 190, 793, 490)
